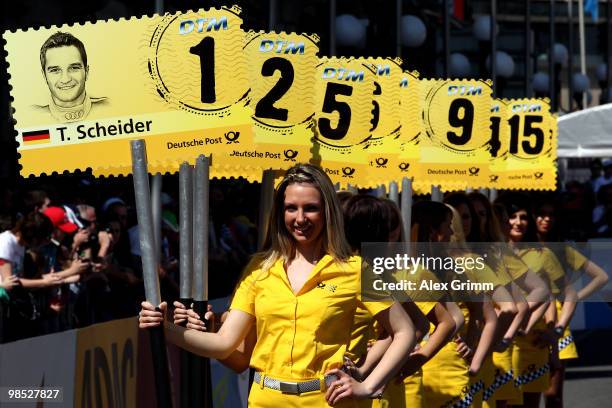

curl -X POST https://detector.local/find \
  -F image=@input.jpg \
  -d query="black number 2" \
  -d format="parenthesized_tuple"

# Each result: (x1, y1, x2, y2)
(255, 57, 294, 121)
(190, 37, 215, 103)
(318, 83, 353, 140)
(447, 98, 474, 146)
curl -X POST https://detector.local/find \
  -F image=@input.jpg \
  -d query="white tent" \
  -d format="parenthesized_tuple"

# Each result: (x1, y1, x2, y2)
(558, 103, 612, 158)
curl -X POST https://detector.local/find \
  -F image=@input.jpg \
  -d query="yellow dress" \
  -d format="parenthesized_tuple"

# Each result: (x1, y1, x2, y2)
(510, 248, 565, 398)
(231, 255, 391, 407)
(556, 246, 587, 360)
(489, 253, 528, 403)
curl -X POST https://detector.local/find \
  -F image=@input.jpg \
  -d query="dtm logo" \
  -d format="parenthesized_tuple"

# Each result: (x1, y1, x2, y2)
(489, 175, 499, 183)
(534, 172, 544, 179)
(342, 167, 355, 178)
(399, 162, 410, 172)
(284, 149, 298, 161)
(375, 157, 388, 168)
(469, 167, 480, 176)
(224, 131, 240, 144)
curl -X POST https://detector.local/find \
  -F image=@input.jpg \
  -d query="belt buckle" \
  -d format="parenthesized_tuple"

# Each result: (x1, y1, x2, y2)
(279, 381, 299, 394)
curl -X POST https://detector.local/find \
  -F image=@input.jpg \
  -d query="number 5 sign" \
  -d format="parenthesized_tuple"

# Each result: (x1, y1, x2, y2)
(4, 6, 254, 176)
(418, 79, 492, 190)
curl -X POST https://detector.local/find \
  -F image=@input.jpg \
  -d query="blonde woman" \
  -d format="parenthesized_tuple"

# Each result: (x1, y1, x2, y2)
(139, 164, 416, 407)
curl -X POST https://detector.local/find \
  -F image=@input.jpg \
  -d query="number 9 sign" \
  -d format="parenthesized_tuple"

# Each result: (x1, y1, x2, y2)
(418, 79, 492, 189)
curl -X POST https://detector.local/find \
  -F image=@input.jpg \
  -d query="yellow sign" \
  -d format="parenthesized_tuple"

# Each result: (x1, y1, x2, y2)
(504, 98, 557, 190)
(74, 317, 138, 408)
(363, 57, 403, 187)
(487, 98, 510, 188)
(3, 6, 254, 176)
(312, 57, 374, 187)
(398, 71, 423, 190)
(241, 31, 319, 172)
(418, 79, 493, 191)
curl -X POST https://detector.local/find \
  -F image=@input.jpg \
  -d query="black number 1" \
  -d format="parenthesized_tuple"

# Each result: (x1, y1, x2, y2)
(190, 37, 216, 103)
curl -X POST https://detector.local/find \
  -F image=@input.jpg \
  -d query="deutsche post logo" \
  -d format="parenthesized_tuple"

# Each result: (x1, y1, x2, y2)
(398, 162, 410, 172)
(283, 149, 298, 161)
(489, 174, 499, 182)
(534, 172, 543, 179)
(224, 131, 240, 144)
(375, 157, 388, 168)
(342, 167, 355, 178)
(468, 167, 480, 176)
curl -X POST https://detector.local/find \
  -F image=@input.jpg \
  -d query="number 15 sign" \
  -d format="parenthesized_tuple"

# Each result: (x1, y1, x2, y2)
(4, 6, 254, 176)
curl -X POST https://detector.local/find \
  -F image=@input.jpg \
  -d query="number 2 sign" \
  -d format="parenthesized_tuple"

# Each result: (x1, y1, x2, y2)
(241, 31, 319, 173)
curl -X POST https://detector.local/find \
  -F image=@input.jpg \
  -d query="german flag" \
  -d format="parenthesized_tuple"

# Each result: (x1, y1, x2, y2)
(22, 129, 51, 145)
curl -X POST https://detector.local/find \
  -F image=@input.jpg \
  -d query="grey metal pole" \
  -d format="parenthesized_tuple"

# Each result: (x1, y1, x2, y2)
(431, 185, 442, 202)
(130, 139, 172, 408)
(179, 163, 194, 301)
(568, 0, 574, 111)
(178, 162, 194, 408)
(525, 0, 533, 97)
(396, 0, 402, 58)
(389, 181, 399, 205)
(155, 0, 164, 14)
(479, 188, 490, 199)
(193, 155, 210, 303)
(269, 0, 277, 31)
(330, 0, 337, 55)
(192, 155, 212, 408)
(376, 184, 387, 198)
(489, 188, 498, 202)
(258, 170, 276, 249)
(604, 0, 612, 103)
(151, 174, 162, 264)
(443, 0, 450, 76)
(549, 0, 556, 110)
(491, 0, 498, 97)
(347, 184, 358, 194)
(131, 141, 161, 305)
(401, 178, 413, 243)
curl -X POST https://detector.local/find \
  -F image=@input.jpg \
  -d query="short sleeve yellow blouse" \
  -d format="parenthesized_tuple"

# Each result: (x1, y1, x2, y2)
(230, 254, 391, 380)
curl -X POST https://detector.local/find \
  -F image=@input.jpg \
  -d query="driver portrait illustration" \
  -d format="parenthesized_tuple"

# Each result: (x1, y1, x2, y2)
(32, 31, 108, 123)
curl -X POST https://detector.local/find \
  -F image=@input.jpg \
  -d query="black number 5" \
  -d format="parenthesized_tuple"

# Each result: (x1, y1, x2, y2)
(318, 82, 353, 140)
(255, 57, 294, 121)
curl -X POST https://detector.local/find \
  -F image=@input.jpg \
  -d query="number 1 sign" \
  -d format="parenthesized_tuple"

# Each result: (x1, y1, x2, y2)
(4, 6, 254, 176)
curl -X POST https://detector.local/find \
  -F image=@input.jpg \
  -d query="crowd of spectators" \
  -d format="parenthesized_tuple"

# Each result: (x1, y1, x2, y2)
(0, 175, 258, 343)
(1, 160, 612, 343)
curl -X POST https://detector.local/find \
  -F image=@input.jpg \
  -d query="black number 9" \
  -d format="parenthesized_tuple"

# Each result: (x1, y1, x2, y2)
(447, 98, 474, 146)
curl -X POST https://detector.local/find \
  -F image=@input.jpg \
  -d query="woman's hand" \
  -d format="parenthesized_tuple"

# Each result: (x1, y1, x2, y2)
(455, 336, 473, 362)
(0, 274, 19, 290)
(139, 301, 166, 329)
(324, 369, 376, 406)
(342, 356, 362, 382)
(173, 301, 212, 331)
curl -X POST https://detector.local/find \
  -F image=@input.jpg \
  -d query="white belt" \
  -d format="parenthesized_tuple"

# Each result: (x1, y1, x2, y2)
(253, 372, 338, 394)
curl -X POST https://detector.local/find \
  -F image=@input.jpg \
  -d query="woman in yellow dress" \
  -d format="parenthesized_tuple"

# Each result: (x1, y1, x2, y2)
(342, 196, 456, 408)
(533, 197, 609, 408)
(407, 201, 501, 408)
(496, 193, 578, 408)
(139, 164, 417, 407)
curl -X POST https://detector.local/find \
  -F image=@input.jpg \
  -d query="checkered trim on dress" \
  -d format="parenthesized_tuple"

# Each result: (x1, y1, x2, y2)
(483, 369, 513, 401)
(449, 380, 484, 408)
(514, 363, 549, 387)
(253, 372, 324, 393)
(558, 334, 574, 351)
